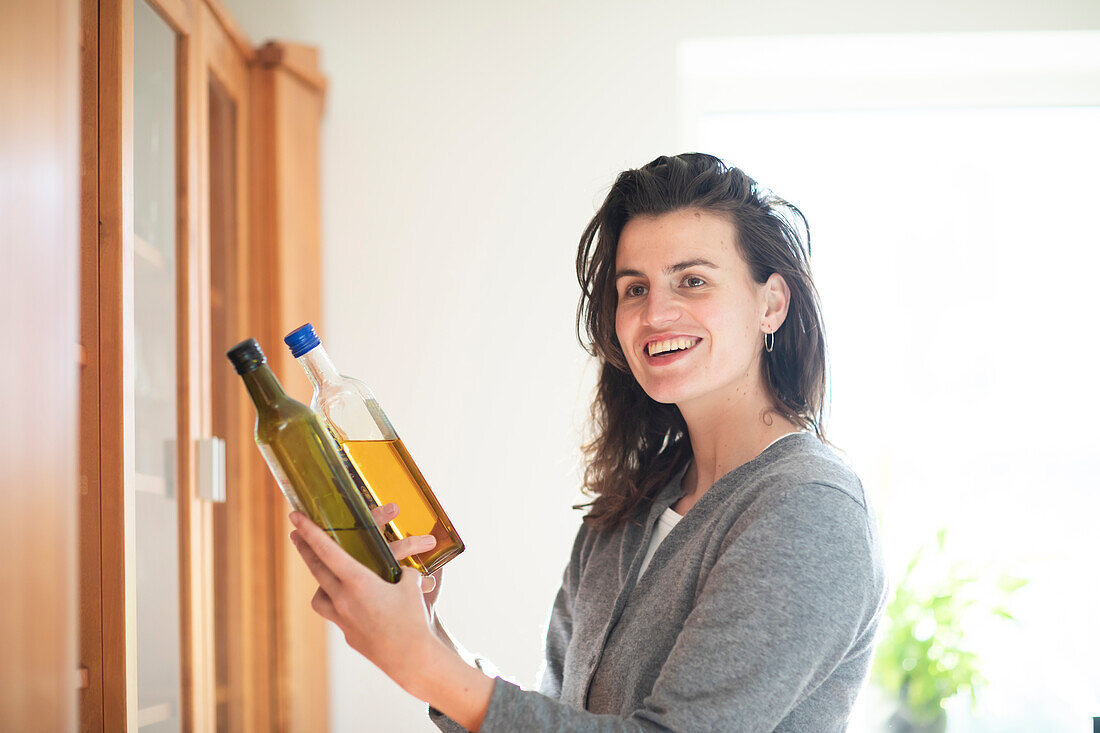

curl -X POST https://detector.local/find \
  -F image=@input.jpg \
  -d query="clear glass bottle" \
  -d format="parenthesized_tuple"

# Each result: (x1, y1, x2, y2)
(283, 323, 464, 575)
(226, 338, 402, 583)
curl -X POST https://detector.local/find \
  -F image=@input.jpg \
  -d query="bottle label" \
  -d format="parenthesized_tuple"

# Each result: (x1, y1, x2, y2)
(257, 442, 309, 515)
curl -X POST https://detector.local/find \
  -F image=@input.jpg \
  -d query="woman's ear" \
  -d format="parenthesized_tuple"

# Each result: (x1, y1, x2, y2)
(761, 273, 791, 333)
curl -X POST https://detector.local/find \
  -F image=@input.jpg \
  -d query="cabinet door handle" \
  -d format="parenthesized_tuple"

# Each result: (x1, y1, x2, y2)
(197, 437, 226, 503)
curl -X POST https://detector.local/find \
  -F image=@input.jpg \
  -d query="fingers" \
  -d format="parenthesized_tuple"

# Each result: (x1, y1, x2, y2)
(289, 512, 362, 583)
(290, 529, 343, 597)
(421, 574, 437, 594)
(389, 533, 437, 562)
(361, 503, 437, 564)
(370, 501, 398, 529)
(311, 587, 338, 623)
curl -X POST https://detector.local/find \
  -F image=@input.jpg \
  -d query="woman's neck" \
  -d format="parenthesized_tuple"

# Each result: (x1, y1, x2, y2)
(678, 372, 801, 502)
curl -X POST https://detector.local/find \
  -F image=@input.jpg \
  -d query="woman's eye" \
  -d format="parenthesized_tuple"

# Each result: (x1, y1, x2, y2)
(684, 276, 705, 288)
(625, 284, 647, 298)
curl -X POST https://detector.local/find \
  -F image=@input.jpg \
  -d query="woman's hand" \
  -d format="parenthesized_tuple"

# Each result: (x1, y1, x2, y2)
(290, 509, 494, 730)
(288, 510, 439, 693)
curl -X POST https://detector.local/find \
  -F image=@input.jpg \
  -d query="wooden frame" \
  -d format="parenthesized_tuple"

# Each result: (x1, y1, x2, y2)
(78, 0, 104, 728)
(90, 1, 137, 730)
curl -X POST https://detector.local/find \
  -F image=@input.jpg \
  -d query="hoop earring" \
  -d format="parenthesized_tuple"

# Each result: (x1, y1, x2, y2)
(764, 331, 774, 353)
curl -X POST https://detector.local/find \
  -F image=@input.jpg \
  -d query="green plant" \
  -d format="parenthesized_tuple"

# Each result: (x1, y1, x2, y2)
(872, 529, 1028, 724)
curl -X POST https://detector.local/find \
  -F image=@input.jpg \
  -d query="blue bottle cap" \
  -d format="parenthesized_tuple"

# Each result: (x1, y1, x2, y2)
(284, 323, 321, 358)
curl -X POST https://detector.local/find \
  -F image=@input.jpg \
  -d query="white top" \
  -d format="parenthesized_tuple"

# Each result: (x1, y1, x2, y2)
(636, 432, 804, 578)
(637, 506, 683, 577)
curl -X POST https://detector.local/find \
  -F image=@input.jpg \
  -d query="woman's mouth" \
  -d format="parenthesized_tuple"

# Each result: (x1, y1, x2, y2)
(644, 336, 701, 364)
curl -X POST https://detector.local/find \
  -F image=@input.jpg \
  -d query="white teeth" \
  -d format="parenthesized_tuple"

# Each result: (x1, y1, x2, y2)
(647, 337, 700, 356)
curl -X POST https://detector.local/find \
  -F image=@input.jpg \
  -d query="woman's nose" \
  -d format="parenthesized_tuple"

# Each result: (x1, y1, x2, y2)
(642, 288, 682, 326)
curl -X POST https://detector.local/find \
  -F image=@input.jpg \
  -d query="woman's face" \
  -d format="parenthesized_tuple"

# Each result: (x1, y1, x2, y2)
(614, 208, 773, 410)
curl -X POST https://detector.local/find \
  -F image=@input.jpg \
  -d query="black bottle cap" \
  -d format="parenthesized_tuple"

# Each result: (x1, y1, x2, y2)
(227, 338, 267, 375)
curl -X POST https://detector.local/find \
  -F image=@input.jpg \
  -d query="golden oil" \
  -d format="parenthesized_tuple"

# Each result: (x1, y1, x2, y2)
(341, 438, 464, 575)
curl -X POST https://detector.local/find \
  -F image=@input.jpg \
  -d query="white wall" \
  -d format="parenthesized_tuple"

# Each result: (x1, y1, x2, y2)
(221, 2, 1100, 731)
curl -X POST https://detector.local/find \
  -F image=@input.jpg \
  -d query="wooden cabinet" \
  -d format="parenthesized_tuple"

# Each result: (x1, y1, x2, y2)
(79, 1, 329, 730)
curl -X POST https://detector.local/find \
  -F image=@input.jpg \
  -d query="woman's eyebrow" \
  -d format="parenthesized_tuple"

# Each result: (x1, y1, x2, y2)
(615, 259, 719, 280)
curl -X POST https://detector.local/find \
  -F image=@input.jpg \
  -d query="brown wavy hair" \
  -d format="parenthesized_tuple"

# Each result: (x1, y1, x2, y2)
(575, 153, 828, 530)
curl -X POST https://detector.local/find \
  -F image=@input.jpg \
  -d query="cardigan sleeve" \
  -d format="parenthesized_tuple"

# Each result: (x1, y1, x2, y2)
(468, 483, 883, 732)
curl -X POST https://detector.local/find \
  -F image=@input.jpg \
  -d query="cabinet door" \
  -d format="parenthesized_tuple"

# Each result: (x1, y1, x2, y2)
(81, 0, 217, 730)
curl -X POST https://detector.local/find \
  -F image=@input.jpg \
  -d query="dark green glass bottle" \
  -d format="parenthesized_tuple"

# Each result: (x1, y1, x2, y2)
(227, 338, 401, 583)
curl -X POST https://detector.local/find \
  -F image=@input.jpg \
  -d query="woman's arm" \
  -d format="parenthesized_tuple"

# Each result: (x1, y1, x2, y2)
(430, 614, 491, 674)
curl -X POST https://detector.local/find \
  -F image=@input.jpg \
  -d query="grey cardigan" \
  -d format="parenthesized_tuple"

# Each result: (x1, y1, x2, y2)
(431, 432, 887, 731)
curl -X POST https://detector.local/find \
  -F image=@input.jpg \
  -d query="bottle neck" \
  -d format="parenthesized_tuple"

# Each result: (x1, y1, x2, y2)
(297, 345, 341, 393)
(241, 363, 290, 412)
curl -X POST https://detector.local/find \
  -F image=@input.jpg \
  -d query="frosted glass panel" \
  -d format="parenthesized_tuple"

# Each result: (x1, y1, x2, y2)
(133, 0, 182, 730)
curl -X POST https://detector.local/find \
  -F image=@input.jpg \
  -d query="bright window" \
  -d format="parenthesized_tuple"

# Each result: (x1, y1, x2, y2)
(683, 33, 1100, 730)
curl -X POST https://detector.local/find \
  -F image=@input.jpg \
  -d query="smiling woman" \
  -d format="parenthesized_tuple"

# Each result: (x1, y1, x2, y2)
(288, 153, 887, 732)
(578, 154, 829, 530)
